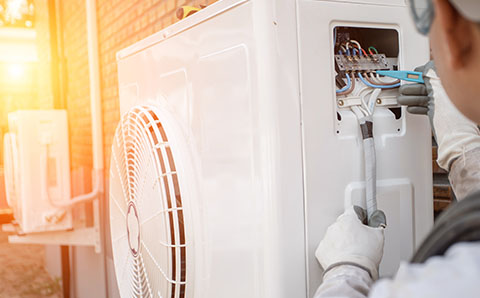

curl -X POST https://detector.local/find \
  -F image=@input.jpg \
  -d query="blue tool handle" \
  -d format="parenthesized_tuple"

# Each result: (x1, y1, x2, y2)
(376, 70, 424, 84)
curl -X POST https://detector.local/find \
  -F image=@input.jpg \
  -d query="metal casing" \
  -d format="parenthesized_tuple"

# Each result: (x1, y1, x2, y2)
(4, 110, 72, 233)
(112, 0, 433, 297)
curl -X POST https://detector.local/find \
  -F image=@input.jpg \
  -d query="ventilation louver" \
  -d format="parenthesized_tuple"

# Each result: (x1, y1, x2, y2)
(110, 105, 187, 298)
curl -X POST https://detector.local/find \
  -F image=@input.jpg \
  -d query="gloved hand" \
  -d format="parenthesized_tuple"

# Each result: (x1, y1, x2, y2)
(315, 206, 385, 280)
(397, 61, 435, 125)
(398, 61, 480, 171)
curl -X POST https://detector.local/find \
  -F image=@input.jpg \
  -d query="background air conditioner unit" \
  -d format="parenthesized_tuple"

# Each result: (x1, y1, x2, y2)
(109, 0, 433, 297)
(3, 110, 72, 233)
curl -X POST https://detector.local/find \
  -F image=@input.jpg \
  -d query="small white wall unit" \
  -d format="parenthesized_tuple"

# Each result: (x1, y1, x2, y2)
(3, 110, 72, 234)
(110, 0, 433, 297)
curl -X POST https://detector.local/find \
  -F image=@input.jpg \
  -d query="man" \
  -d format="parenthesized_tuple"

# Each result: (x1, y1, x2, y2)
(314, 0, 480, 297)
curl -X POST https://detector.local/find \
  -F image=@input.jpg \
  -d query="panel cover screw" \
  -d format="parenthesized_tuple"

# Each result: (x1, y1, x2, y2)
(338, 100, 344, 106)
(376, 99, 382, 104)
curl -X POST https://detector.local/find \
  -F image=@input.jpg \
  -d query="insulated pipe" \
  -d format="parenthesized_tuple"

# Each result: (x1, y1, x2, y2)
(86, 0, 104, 176)
(351, 106, 377, 221)
(52, 0, 103, 208)
(65, 0, 104, 202)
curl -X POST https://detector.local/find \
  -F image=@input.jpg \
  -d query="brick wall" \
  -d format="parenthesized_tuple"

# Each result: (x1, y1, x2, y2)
(57, 0, 92, 174)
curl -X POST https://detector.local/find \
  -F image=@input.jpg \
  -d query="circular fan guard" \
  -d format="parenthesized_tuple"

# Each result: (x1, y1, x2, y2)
(110, 105, 187, 298)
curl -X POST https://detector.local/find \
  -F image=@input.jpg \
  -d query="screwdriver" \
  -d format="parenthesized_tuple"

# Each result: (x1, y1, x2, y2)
(375, 70, 424, 84)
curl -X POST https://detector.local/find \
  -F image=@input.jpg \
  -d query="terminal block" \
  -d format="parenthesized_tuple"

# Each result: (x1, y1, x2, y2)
(335, 54, 391, 72)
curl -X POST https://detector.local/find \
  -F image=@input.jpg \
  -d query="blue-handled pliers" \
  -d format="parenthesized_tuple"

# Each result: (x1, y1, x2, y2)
(375, 70, 424, 84)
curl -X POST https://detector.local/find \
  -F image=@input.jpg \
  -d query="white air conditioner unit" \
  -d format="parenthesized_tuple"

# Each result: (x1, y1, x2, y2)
(110, 1, 433, 297)
(3, 110, 72, 233)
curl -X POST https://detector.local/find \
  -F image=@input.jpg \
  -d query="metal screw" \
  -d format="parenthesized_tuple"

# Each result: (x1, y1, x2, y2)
(338, 100, 344, 106)
(376, 99, 382, 105)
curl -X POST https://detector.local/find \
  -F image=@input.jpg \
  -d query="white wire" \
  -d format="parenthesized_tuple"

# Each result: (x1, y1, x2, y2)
(367, 88, 381, 115)
(368, 74, 384, 84)
(358, 88, 374, 116)
(351, 106, 366, 119)
(357, 80, 382, 116)
(349, 40, 362, 51)
(375, 73, 399, 84)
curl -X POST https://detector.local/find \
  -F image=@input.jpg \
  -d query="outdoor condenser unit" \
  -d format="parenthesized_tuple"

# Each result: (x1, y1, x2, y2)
(110, 0, 433, 297)
(3, 110, 72, 233)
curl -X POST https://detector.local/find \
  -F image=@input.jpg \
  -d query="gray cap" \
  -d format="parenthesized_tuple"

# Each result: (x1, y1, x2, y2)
(450, 0, 480, 22)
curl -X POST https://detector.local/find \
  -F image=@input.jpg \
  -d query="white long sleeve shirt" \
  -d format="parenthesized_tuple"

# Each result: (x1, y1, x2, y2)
(314, 241, 480, 298)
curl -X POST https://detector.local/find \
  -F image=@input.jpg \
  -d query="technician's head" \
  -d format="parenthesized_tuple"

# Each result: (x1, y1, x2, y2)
(410, 0, 480, 122)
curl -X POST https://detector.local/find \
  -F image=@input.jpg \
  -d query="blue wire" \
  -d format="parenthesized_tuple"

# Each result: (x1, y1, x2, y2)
(346, 48, 351, 56)
(336, 73, 352, 93)
(338, 50, 343, 55)
(358, 73, 401, 89)
(352, 48, 358, 56)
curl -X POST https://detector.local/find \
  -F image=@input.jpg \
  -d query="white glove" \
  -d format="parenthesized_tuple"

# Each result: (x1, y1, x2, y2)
(428, 69, 480, 170)
(315, 206, 385, 280)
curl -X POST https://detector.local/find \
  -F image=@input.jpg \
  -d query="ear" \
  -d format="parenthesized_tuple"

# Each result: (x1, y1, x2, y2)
(434, 0, 474, 69)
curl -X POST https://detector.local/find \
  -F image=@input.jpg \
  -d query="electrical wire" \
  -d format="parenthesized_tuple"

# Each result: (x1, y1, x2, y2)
(359, 73, 400, 89)
(374, 73, 401, 84)
(336, 73, 352, 93)
(366, 73, 382, 84)
(368, 46, 379, 55)
(349, 40, 362, 49)
(335, 41, 384, 222)
(346, 42, 356, 56)
(337, 73, 356, 96)
(367, 73, 388, 85)
(365, 72, 400, 86)
(347, 40, 362, 52)
(349, 40, 367, 56)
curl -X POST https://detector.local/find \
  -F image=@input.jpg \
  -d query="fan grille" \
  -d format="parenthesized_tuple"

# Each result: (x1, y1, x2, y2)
(110, 105, 187, 298)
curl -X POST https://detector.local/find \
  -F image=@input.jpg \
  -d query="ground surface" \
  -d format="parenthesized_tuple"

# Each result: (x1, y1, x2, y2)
(0, 231, 61, 298)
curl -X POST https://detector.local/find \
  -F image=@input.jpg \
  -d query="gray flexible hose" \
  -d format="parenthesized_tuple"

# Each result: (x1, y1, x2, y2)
(359, 116, 377, 220)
